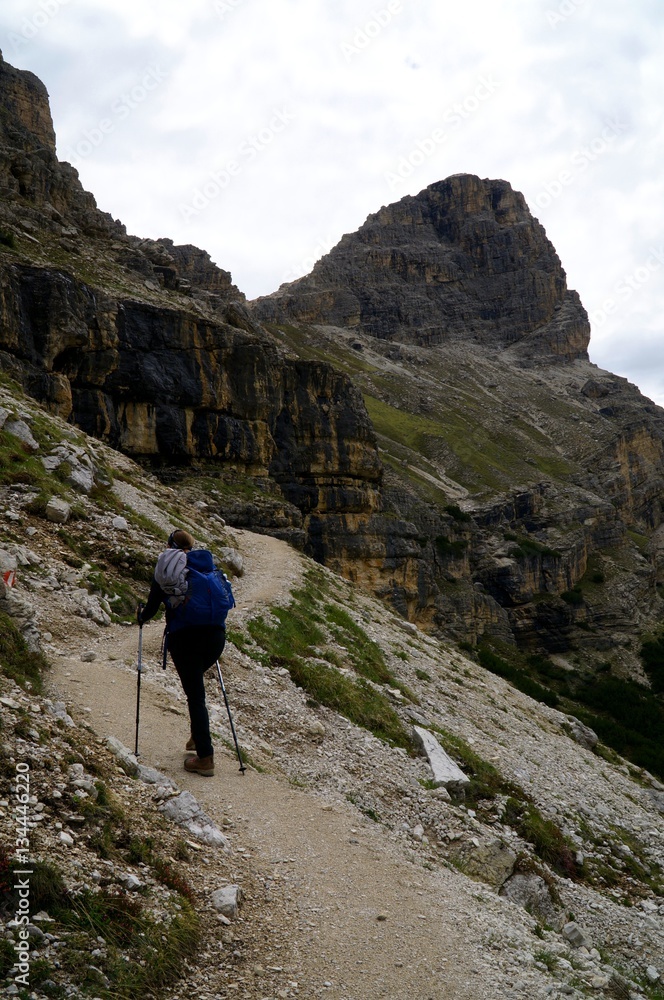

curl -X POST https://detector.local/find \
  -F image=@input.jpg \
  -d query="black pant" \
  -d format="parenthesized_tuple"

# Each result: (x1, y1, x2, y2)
(167, 626, 226, 758)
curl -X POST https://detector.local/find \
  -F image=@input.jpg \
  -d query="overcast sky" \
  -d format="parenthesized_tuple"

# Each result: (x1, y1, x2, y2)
(1, 0, 663, 403)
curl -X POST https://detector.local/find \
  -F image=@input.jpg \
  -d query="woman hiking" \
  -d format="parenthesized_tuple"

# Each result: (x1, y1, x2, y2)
(137, 528, 234, 777)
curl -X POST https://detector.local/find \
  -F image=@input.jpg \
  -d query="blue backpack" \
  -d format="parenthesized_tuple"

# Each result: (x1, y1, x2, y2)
(168, 549, 235, 633)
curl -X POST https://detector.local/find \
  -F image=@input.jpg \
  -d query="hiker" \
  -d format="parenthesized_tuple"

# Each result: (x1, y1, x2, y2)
(137, 529, 234, 777)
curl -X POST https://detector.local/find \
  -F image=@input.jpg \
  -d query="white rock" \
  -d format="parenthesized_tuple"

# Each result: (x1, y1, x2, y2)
(646, 966, 660, 983)
(112, 515, 129, 531)
(5, 419, 39, 451)
(159, 790, 230, 850)
(59, 831, 74, 846)
(219, 546, 244, 577)
(67, 464, 94, 494)
(81, 650, 97, 662)
(562, 921, 591, 949)
(211, 884, 242, 918)
(412, 726, 470, 792)
(45, 498, 71, 524)
(105, 736, 139, 776)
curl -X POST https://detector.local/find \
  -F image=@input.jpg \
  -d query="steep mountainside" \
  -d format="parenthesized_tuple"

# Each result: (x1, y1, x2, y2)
(252, 177, 664, 680)
(2, 376, 664, 1000)
(2, 51, 664, 685)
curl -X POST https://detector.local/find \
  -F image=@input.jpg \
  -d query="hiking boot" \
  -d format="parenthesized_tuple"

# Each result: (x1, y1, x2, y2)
(185, 736, 196, 752)
(184, 754, 214, 777)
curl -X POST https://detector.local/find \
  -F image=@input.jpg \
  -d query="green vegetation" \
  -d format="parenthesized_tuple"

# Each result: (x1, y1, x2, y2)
(445, 503, 472, 522)
(641, 631, 664, 693)
(324, 602, 399, 686)
(435, 536, 468, 560)
(0, 230, 16, 250)
(246, 575, 412, 748)
(503, 533, 562, 559)
(430, 725, 523, 806)
(503, 799, 578, 879)
(0, 610, 50, 693)
(472, 640, 664, 782)
(573, 676, 664, 779)
(477, 647, 559, 709)
(0, 838, 198, 999)
(560, 585, 583, 606)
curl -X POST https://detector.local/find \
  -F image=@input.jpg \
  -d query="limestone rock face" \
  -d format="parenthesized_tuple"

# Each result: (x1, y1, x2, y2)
(0, 50, 55, 150)
(0, 54, 382, 566)
(254, 174, 590, 361)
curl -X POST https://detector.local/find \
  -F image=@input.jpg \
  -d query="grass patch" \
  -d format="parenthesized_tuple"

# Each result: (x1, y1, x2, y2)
(286, 656, 410, 747)
(429, 725, 523, 805)
(324, 603, 397, 686)
(504, 798, 579, 879)
(477, 647, 559, 709)
(0, 847, 199, 998)
(247, 581, 412, 748)
(0, 611, 50, 693)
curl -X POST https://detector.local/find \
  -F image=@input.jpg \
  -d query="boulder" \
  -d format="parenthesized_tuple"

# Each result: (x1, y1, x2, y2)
(412, 726, 470, 793)
(564, 716, 598, 750)
(453, 837, 516, 890)
(211, 884, 242, 919)
(562, 921, 592, 949)
(5, 419, 39, 451)
(159, 790, 230, 850)
(45, 497, 71, 523)
(500, 871, 565, 930)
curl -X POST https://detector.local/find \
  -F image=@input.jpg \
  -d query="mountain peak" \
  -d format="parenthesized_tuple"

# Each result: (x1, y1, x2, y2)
(253, 173, 590, 361)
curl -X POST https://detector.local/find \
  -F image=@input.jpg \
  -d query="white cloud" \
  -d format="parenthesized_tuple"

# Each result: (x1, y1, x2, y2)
(1, 0, 662, 402)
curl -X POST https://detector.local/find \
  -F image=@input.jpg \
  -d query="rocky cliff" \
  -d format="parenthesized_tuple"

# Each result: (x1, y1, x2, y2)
(251, 178, 664, 677)
(0, 51, 382, 564)
(254, 174, 590, 360)
(2, 51, 664, 679)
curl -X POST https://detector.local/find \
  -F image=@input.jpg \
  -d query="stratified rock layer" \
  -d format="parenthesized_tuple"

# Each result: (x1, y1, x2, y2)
(0, 52, 382, 564)
(254, 174, 590, 360)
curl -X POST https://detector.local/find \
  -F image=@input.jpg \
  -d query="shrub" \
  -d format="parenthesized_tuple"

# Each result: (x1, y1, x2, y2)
(503, 799, 578, 879)
(435, 536, 468, 559)
(0, 611, 50, 693)
(445, 503, 471, 522)
(478, 648, 559, 708)
(640, 632, 664, 693)
(561, 585, 583, 606)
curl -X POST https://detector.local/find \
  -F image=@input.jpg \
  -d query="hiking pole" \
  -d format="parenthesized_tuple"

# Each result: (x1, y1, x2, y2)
(215, 660, 246, 775)
(134, 603, 144, 757)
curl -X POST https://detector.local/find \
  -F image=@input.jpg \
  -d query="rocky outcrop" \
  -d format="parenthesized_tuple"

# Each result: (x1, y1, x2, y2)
(254, 174, 590, 361)
(0, 54, 383, 567)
